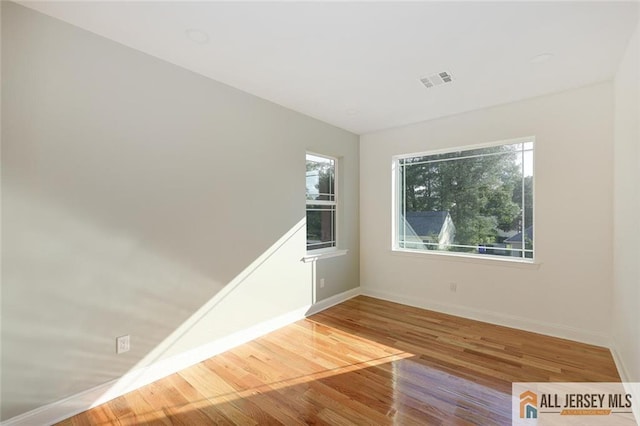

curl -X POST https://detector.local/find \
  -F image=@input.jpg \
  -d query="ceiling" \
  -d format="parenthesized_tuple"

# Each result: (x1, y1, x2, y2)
(19, 1, 639, 135)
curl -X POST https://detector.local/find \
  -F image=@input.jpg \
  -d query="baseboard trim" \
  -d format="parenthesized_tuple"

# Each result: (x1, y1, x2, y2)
(361, 287, 610, 347)
(610, 343, 632, 383)
(610, 345, 640, 424)
(1, 288, 361, 426)
(306, 287, 360, 316)
(5, 286, 614, 425)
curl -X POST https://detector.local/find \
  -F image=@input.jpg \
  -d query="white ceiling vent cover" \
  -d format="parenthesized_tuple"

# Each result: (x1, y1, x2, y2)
(420, 71, 453, 88)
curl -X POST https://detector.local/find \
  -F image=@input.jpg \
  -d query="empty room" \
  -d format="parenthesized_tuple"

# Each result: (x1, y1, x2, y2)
(1, 1, 639, 425)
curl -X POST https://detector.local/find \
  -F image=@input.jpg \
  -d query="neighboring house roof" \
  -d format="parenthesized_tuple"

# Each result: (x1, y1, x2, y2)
(496, 228, 517, 239)
(404, 211, 450, 236)
(504, 226, 533, 243)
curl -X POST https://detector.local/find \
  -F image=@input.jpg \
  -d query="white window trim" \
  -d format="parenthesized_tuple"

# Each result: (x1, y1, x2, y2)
(391, 136, 536, 265)
(302, 249, 349, 263)
(306, 151, 340, 255)
(390, 248, 541, 269)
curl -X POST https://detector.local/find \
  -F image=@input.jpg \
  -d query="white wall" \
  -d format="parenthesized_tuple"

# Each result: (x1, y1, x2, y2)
(361, 82, 614, 345)
(0, 2, 358, 421)
(612, 23, 640, 382)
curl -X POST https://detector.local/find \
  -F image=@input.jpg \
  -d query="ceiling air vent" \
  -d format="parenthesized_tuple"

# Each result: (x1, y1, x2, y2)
(420, 71, 453, 88)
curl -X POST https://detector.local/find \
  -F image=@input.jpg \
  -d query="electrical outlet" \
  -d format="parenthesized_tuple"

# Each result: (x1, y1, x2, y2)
(116, 335, 130, 354)
(449, 282, 457, 293)
(320, 278, 325, 288)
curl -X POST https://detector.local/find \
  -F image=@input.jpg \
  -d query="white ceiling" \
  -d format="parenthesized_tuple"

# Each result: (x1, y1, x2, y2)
(19, 1, 640, 135)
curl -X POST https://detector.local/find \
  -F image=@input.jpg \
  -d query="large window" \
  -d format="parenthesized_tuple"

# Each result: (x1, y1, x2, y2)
(306, 153, 337, 251)
(394, 139, 534, 260)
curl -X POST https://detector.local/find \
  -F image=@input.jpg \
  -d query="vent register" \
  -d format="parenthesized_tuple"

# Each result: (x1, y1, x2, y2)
(420, 71, 453, 88)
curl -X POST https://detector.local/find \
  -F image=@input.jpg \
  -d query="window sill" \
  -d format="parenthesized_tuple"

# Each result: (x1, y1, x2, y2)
(302, 249, 349, 263)
(391, 248, 541, 269)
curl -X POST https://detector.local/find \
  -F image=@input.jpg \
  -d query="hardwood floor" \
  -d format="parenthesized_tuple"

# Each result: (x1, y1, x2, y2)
(58, 296, 620, 425)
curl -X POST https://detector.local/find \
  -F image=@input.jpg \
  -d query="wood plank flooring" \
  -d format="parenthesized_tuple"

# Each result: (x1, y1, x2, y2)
(58, 296, 620, 425)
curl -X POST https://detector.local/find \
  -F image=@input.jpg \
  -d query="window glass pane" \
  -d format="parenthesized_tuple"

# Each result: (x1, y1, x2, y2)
(306, 153, 337, 251)
(397, 141, 534, 260)
(306, 156, 335, 202)
(306, 205, 335, 250)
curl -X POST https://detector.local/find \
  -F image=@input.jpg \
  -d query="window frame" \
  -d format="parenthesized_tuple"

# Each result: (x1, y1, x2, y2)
(391, 137, 535, 263)
(306, 151, 339, 254)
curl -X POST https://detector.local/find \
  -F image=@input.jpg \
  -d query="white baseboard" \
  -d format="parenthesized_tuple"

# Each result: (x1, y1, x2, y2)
(610, 346, 640, 425)
(610, 343, 634, 383)
(1, 288, 360, 426)
(306, 287, 360, 316)
(4, 286, 616, 425)
(361, 287, 610, 347)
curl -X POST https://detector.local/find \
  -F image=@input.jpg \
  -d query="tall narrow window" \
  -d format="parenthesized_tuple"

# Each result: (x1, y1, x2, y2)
(395, 139, 534, 260)
(306, 153, 337, 251)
